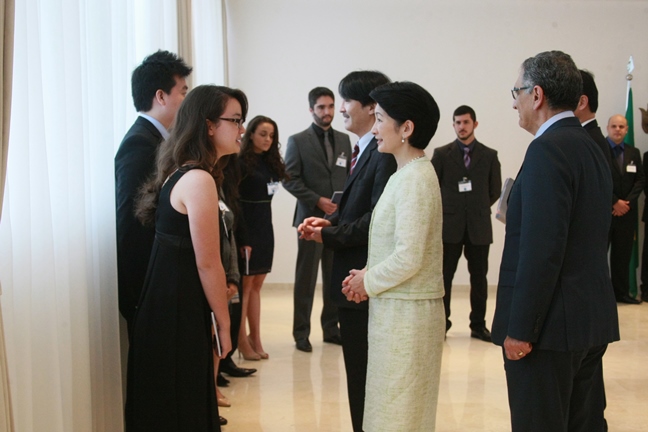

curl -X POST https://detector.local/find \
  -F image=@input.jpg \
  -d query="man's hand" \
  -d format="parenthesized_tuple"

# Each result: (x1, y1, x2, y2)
(298, 217, 331, 242)
(612, 199, 630, 217)
(317, 197, 337, 215)
(503, 336, 532, 361)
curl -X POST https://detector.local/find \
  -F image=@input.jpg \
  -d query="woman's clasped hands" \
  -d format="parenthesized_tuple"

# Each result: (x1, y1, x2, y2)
(341, 268, 369, 303)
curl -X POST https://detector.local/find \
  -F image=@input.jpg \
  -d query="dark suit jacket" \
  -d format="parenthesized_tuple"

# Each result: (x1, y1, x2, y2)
(115, 116, 164, 324)
(431, 139, 501, 245)
(283, 125, 352, 226)
(320, 138, 397, 309)
(492, 117, 619, 351)
(643, 151, 648, 222)
(583, 119, 609, 161)
(608, 141, 644, 210)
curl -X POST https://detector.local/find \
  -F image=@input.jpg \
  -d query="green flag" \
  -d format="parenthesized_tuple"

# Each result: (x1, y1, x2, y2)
(625, 85, 639, 296)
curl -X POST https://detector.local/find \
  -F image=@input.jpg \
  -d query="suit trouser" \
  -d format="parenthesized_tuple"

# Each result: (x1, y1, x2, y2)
(641, 220, 648, 295)
(503, 345, 608, 432)
(442, 238, 489, 331)
(609, 211, 636, 299)
(339, 307, 369, 432)
(292, 236, 339, 341)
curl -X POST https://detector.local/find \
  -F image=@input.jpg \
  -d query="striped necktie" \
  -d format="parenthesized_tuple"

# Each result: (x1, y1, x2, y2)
(350, 144, 360, 174)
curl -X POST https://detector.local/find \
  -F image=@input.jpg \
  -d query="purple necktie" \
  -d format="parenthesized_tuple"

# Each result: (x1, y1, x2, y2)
(463, 147, 471, 168)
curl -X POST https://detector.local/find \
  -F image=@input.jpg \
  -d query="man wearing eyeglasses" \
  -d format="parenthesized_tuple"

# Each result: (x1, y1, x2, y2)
(492, 51, 619, 432)
(283, 87, 352, 353)
(115, 50, 192, 335)
(431, 105, 501, 342)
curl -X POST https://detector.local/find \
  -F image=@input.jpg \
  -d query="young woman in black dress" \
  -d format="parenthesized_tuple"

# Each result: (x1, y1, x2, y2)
(127, 85, 247, 431)
(236, 116, 287, 360)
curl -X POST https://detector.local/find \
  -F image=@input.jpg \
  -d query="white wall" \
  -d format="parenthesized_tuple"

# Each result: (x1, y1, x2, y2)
(224, 0, 648, 284)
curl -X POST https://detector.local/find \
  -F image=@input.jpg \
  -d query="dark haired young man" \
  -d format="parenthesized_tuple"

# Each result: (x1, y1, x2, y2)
(283, 86, 352, 353)
(115, 50, 192, 332)
(431, 105, 501, 341)
(298, 71, 396, 431)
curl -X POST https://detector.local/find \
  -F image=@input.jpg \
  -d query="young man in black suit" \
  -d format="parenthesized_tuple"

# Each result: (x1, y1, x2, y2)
(574, 70, 610, 156)
(492, 51, 619, 432)
(115, 50, 191, 333)
(606, 114, 645, 304)
(298, 71, 396, 432)
(431, 105, 501, 341)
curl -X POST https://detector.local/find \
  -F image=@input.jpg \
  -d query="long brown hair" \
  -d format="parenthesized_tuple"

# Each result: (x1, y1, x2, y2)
(239, 115, 288, 180)
(136, 85, 248, 226)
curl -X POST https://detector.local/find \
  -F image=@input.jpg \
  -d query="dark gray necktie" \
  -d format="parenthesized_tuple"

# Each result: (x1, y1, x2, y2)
(324, 130, 334, 165)
(463, 147, 471, 168)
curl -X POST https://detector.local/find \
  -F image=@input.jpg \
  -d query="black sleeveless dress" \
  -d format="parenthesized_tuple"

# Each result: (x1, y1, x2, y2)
(238, 153, 279, 274)
(125, 167, 220, 432)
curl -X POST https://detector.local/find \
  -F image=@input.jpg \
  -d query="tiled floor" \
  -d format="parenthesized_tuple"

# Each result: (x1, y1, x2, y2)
(219, 285, 648, 431)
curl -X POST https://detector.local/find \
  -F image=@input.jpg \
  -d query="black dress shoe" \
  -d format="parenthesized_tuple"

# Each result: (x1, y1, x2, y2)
(323, 334, 342, 345)
(295, 338, 312, 352)
(219, 416, 228, 426)
(216, 373, 230, 387)
(470, 328, 492, 342)
(220, 361, 257, 377)
(617, 294, 642, 304)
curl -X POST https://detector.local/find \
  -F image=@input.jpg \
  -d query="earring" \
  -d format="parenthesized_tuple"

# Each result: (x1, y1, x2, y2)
(401, 137, 405, 143)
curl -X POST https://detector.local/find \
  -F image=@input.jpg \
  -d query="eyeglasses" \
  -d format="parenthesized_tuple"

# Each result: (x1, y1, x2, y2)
(219, 117, 245, 128)
(511, 86, 531, 100)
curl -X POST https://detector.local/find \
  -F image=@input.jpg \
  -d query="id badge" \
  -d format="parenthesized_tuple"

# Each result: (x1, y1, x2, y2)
(458, 178, 472, 192)
(627, 163, 637, 173)
(267, 181, 280, 195)
(336, 153, 347, 168)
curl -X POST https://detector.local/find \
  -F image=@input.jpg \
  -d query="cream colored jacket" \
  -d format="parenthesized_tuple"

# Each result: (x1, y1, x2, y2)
(365, 158, 444, 300)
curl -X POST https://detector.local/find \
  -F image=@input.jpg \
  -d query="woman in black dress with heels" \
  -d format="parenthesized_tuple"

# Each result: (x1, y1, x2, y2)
(126, 85, 247, 431)
(236, 116, 287, 360)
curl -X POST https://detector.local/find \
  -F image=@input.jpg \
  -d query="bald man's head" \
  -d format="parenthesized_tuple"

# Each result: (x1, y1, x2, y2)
(607, 114, 628, 145)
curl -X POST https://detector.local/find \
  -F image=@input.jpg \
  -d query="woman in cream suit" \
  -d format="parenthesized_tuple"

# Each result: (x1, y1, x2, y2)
(343, 81, 444, 432)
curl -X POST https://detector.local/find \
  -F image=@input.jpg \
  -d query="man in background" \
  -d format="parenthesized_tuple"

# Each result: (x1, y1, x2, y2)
(115, 50, 192, 334)
(431, 105, 501, 341)
(606, 114, 644, 304)
(283, 87, 351, 352)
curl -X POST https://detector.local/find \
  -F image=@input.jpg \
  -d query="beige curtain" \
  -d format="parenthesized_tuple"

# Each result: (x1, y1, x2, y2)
(0, 0, 15, 430)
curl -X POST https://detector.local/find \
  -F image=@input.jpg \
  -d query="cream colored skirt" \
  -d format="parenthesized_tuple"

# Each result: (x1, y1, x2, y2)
(363, 297, 445, 432)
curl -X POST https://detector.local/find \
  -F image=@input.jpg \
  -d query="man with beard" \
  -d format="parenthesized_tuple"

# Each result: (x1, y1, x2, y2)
(284, 87, 352, 352)
(431, 105, 501, 341)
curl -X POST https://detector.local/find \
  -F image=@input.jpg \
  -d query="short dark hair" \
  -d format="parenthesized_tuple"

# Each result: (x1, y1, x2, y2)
(369, 81, 440, 150)
(579, 70, 599, 113)
(131, 50, 193, 112)
(308, 87, 335, 109)
(453, 105, 476, 122)
(338, 71, 391, 106)
(521, 51, 582, 111)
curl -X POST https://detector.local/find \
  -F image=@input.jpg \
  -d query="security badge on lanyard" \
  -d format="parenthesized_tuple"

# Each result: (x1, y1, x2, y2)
(336, 152, 347, 168)
(627, 161, 637, 173)
(458, 177, 472, 192)
(267, 180, 280, 196)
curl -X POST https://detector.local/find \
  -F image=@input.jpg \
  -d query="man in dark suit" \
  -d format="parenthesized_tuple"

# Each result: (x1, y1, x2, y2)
(492, 51, 619, 431)
(606, 114, 645, 304)
(115, 50, 192, 333)
(574, 70, 610, 157)
(298, 71, 395, 432)
(431, 105, 501, 341)
(283, 87, 352, 352)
